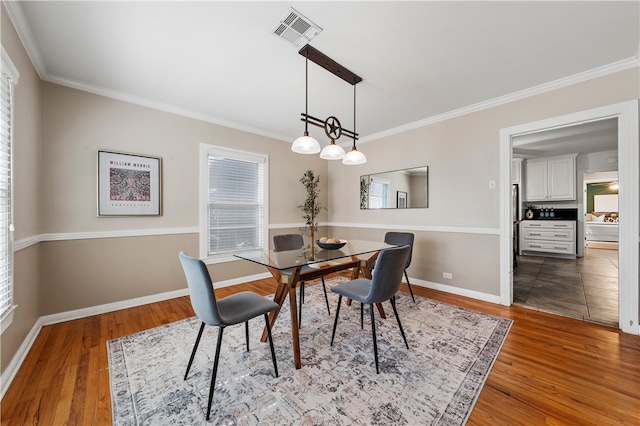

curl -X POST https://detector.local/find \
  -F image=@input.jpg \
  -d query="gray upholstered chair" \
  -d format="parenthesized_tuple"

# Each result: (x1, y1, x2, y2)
(380, 232, 416, 302)
(273, 234, 331, 325)
(179, 251, 279, 420)
(330, 245, 411, 374)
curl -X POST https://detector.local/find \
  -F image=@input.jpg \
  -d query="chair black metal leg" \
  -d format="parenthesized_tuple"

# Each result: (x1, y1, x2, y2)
(245, 321, 250, 351)
(184, 322, 206, 380)
(360, 303, 364, 329)
(404, 270, 415, 303)
(206, 327, 225, 420)
(370, 303, 379, 374)
(321, 277, 331, 315)
(390, 296, 409, 349)
(330, 295, 343, 346)
(264, 313, 278, 377)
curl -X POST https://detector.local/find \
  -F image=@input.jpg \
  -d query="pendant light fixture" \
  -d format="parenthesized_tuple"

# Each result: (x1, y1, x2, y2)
(291, 52, 321, 154)
(342, 84, 366, 165)
(292, 45, 365, 164)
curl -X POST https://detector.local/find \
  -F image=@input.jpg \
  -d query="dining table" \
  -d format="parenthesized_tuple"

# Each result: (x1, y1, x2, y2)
(234, 239, 397, 369)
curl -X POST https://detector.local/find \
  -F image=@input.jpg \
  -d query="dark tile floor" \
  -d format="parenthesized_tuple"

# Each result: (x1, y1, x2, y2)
(513, 248, 619, 326)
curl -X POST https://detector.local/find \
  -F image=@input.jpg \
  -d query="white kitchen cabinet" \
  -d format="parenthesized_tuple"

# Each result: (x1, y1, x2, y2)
(523, 154, 576, 201)
(520, 220, 576, 255)
(511, 158, 523, 184)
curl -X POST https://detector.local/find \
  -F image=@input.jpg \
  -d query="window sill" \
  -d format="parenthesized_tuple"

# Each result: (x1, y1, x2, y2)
(1, 305, 17, 334)
(202, 255, 245, 265)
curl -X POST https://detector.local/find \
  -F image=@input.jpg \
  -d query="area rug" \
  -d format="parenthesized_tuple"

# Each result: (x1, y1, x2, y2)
(108, 277, 512, 425)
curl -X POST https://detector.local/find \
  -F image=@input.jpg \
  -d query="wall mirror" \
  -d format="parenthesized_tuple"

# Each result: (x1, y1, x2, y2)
(360, 166, 429, 209)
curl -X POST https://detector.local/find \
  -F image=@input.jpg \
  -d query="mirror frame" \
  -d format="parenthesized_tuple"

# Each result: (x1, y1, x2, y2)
(360, 166, 429, 209)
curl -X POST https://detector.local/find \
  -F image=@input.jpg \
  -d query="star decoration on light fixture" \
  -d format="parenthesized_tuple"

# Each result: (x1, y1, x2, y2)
(324, 116, 342, 140)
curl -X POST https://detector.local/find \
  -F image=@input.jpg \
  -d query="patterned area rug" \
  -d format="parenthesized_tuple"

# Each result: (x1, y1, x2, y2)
(108, 277, 512, 425)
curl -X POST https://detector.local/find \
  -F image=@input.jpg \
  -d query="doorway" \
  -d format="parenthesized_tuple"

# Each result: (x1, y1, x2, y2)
(499, 101, 639, 335)
(511, 129, 620, 325)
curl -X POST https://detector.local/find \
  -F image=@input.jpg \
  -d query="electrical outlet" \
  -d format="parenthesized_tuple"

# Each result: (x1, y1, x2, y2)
(443, 272, 452, 279)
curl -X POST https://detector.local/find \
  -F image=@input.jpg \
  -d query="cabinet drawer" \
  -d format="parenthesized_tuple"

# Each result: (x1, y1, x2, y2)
(522, 240, 576, 254)
(522, 221, 575, 230)
(523, 229, 575, 241)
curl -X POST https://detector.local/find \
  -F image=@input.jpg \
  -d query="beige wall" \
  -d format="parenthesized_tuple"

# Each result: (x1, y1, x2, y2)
(40, 83, 329, 233)
(1, 5, 43, 372)
(327, 67, 640, 296)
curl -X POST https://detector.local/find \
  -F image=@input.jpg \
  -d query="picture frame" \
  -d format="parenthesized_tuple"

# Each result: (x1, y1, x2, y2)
(397, 191, 407, 208)
(98, 150, 162, 216)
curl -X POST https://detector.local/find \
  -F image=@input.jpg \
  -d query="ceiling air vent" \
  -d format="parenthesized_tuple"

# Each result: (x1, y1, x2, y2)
(272, 8, 322, 47)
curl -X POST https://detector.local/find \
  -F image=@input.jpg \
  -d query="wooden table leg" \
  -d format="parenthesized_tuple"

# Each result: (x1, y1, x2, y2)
(359, 257, 387, 319)
(288, 280, 302, 369)
(346, 261, 360, 307)
(261, 266, 303, 369)
(261, 279, 287, 342)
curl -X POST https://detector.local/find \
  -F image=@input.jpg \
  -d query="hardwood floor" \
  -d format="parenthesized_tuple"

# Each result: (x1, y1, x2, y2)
(2, 274, 639, 425)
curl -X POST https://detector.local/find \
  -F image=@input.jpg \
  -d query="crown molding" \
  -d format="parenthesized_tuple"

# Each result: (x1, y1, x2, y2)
(361, 57, 640, 144)
(44, 73, 293, 142)
(2, 0, 46, 79)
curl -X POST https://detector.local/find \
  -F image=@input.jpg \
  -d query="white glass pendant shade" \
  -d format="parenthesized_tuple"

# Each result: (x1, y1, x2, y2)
(291, 132, 321, 154)
(342, 147, 367, 165)
(320, 142, 346, 160)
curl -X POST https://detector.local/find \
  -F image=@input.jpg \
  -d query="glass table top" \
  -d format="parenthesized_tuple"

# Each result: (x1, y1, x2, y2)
(234, 239, 396, 270)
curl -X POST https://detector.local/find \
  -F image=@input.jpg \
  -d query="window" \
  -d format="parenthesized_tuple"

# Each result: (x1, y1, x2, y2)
(200, 144, 268, 260)
(369, 177, 390, 209)
(1, 47, 19, 333)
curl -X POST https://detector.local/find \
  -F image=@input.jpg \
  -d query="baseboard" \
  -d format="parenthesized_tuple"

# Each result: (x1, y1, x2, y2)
(39, 272, 272, 326)
(410, 278, 501, 304)
(0, 317, 43, 400)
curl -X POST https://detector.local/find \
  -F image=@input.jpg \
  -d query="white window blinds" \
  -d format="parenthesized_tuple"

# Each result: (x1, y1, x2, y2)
(369, 177, 390, 209)
(204, 146, 267, 257)
(0, 48, 17, 327)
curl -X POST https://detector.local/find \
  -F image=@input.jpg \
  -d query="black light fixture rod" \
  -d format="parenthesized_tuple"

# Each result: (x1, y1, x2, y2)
(303, 53, 309, 133)
(353, 84, 357, 147)
(300, 113, 358, 140)
(298, 44, 362, 86)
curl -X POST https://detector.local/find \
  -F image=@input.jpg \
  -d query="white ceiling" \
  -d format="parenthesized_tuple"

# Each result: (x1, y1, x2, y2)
(6, 1, 640, 148)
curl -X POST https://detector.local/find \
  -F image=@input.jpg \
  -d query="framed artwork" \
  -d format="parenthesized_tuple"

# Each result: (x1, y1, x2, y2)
(397, 191, 407, 208)
(98, 150, 162, 216)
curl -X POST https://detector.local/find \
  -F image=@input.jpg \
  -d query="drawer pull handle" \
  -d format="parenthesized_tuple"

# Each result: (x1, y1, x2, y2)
(529, 233, 541, 236)
(530, 244, 541, 248)
(530, 224, 541, 227)
(555, 246, 567, 250)
(554, 234, 566, 237)
(553, 224, 569, 228)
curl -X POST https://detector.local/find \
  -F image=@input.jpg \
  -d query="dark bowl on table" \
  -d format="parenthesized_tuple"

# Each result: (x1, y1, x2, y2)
(316, 239, 347, 250)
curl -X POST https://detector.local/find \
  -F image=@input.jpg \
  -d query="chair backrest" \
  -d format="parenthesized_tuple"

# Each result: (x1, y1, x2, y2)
(384, 232, 414, 268)
(178, 251, 222, 326)
(273, 234, 304, 252)
(367, 245, 411, 303)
